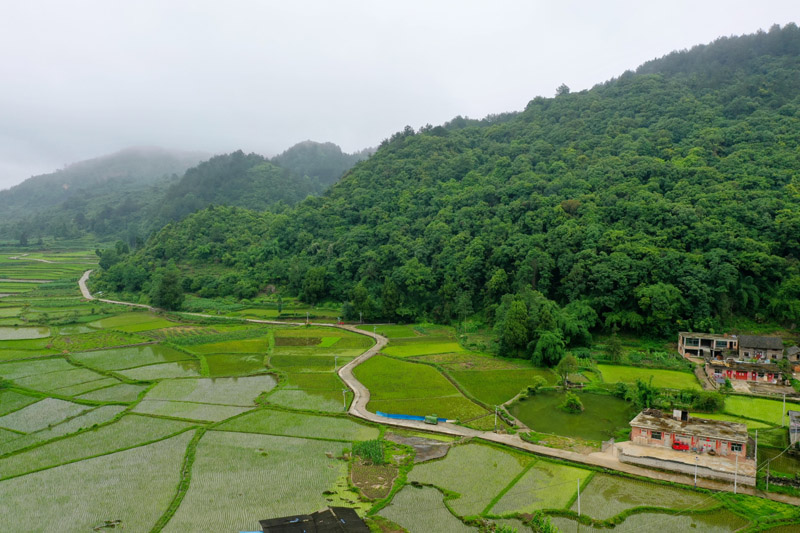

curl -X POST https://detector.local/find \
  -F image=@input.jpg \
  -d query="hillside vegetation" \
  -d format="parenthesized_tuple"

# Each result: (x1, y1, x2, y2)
(97, 26, 800, 355)
(1, 141, 367, 243)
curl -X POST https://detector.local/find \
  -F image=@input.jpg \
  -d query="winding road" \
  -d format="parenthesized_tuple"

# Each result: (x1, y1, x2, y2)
(77, 270, 800, 504)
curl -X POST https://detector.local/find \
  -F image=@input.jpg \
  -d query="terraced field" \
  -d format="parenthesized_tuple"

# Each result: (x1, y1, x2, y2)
(1, 253, 799, 532)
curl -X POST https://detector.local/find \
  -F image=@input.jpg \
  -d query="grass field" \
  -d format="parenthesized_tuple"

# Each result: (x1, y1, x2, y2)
(49, 330, 148, 352)
(408, 443, 531, 516)
(0, 431, 193, 532)
(597, 364, 701, 390)
(162, 432, 349, 532)
(216, 409, 379, 441)
(383, 342, 465, 357)
(187, 338, 270, 355)
(88, 311, 178, 332)
(724, 396, 796, 426)
(355, 355, 488, 420)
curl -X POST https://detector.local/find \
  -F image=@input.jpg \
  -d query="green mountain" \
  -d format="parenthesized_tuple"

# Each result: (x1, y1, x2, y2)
(271, 140, 373, 187)
(153, 150, 322, 224)
(97, 25, 800, 340)
(0, 147, 207, 241)
(1, 141, 367, 243)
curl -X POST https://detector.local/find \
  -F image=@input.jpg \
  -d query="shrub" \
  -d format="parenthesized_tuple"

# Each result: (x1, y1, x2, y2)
(352, 439, 384, 464)
(560, 392, 584, 414)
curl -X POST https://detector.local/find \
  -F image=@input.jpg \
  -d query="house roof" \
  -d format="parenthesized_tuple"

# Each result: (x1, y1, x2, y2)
(630, 410, 748, 443)
(679, 332, 733, 340)
(708, 360, 781, 373)
(738, 335, 783, 350)
(786, 346, 800, 356)
(789, 410, 800, 427)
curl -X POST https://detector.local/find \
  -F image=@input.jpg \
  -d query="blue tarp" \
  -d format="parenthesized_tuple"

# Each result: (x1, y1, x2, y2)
(376, 411, 447, 422)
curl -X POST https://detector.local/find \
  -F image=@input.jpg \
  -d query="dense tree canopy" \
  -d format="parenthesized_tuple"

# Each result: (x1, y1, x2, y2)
(97, 25, 800, 336)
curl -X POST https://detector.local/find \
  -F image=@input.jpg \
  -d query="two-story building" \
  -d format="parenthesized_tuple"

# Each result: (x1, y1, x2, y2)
(678, 332, 737, 360)
(708, 360, 782, 384)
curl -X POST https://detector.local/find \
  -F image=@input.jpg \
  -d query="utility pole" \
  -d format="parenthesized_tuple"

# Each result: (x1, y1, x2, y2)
(359, 311, 362, 324)
(694, 456, 698, 488)
(306, 311, 309, 325)
(334, 356, 338, 371)
(734, 453, 738, 494)
(755, 430, 758, 465)
(494, 406, 498, 432)
(577, 478, 581, 517)
(766, 459, 770, 490)
(783, 393, 786, 427)
(342, 389, 347, 411)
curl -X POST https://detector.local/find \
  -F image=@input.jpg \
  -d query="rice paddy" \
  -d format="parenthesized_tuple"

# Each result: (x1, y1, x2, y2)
(162, 432, 349, 532)
(216, 409, 379, 441)
(408, 443, 532, 516)
(0, 431, 194, 532)
(72, 344, 193, 371)
(355, 355, 489, 420)
(570, 473, 716, 519)
(2, 254, 798, 532)
(490, 460, 590, 514)
(723, 395, 796, 426)
(379, 486, 474, 533)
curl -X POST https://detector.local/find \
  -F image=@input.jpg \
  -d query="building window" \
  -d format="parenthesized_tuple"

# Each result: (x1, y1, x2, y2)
(731, 443, 742, 452)
(686, 338, 699, 346)
(716, 340, 727, 348)
(652, 431, 662, 440)
(758, 373, 765, 378)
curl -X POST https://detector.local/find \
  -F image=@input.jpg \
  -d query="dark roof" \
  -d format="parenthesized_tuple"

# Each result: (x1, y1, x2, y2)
(260, 508, 369, 533)
(708, 360, 781, 373)
(786, 346, 800, 356)
(738, 335, 783, 350)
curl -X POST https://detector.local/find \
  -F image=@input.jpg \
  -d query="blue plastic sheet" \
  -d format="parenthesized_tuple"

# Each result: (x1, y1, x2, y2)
(376, 411, 447, 422)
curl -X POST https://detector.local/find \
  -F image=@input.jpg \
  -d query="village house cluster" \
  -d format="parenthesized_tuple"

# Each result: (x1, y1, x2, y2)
(678, 332, 799, 386)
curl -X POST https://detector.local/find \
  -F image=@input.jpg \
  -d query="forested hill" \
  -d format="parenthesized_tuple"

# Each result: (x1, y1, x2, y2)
(153, 150, 324, 224)
(0, 147, 207, 241)
(271, 141, 374, 187)
(98, 25, 800, 343)
(1, 141, 366, 243)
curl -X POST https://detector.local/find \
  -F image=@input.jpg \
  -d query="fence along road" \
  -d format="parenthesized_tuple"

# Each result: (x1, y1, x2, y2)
(77, 270, 800, 505)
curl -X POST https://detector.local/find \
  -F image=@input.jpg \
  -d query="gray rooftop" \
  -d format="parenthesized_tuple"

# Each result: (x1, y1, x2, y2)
(630, 410, 748, 443)
(738, 335, 783, 350)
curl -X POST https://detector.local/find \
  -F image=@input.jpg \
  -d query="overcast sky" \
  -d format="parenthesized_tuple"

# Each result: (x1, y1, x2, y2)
(0, 1, 797, 190)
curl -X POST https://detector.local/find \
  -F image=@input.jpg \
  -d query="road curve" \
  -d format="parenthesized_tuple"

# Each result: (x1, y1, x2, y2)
(75, 270, 800, 504)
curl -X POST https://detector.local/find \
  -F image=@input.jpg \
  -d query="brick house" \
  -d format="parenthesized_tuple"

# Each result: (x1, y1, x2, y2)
(678, 332, 737, 360)
(738, 335, 783, 361)
(629, 409, 747, 460)
(708, 360, 782, 384)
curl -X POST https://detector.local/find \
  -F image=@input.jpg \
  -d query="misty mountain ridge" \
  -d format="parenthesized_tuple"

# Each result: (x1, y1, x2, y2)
(1, 141, 370, 242)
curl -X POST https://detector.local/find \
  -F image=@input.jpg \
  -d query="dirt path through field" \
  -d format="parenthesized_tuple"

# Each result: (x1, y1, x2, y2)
(9, 253, 54, 263)
(75, 270, 800, 505)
